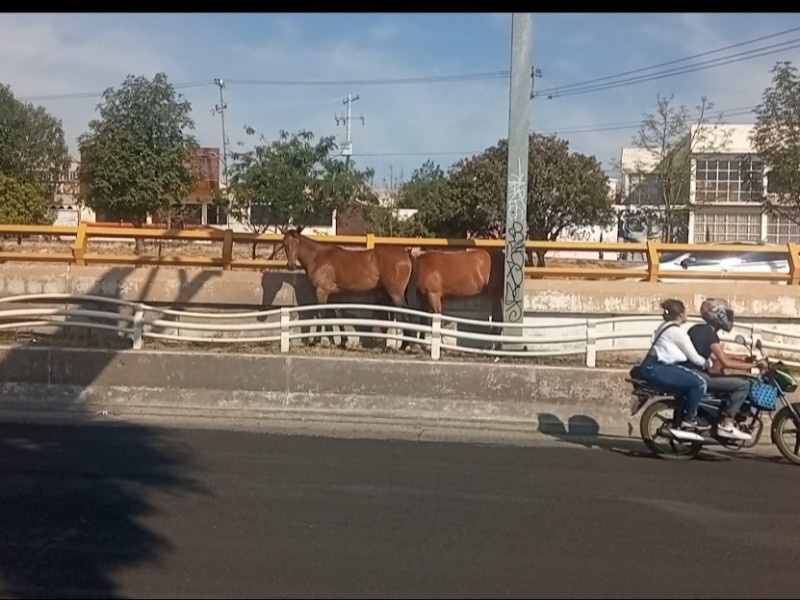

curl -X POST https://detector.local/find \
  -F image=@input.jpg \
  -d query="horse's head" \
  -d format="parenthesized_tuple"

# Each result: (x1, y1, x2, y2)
(282, 226, 304, 270)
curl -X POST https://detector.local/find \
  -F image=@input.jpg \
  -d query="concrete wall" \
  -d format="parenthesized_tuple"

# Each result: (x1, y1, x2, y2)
(0, 345, 649, 439)
(2, 264, 800, 315)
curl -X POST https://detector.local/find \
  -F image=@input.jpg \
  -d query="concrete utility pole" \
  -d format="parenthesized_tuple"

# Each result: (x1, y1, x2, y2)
(212, 78, 229, 189)
(335, 93, 364, 170)
(502, 13, 533, 348)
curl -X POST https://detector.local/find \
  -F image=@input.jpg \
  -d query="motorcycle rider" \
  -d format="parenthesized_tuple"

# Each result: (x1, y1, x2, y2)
(640, 299, 712, 439)
(684, 298, 756, 441)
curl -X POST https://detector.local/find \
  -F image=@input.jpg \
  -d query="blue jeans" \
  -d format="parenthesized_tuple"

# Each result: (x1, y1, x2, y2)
(642, 358, 708, 421)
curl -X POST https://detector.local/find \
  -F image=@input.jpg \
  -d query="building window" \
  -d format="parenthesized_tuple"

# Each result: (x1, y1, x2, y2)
(626, 173, 661, 205)
(207, 204, 227, 226)
(766, 213, 800, 244)
(695, 157, 764, 203)
(692, 210, 762, 242)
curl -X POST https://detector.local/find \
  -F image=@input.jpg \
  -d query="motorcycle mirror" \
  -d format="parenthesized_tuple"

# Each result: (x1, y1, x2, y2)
(734, 334, 747, 345)
(755, 338, 763, 350)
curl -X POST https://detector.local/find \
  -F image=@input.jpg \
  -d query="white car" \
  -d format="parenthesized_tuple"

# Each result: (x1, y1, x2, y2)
(623, 242, 790, 284)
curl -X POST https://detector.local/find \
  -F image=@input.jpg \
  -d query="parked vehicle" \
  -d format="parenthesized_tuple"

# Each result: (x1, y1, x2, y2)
(628, 335, 800, 465)
(623, 242, 790, 284)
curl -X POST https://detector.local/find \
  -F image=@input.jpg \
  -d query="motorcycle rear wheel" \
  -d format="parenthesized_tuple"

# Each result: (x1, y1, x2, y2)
(640, 399, 703, 461)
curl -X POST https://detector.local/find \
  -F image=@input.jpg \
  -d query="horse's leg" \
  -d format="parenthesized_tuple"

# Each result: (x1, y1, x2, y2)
(311, 287, 333, 347)
(384, 290, 409, 352)
(395, 256, 424, 353)
(334, 306, 348, 349)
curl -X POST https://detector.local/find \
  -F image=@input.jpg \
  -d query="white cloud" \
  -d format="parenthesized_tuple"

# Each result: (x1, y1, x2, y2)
(1, 12, 797, 185)
(0, 13, 512, 183)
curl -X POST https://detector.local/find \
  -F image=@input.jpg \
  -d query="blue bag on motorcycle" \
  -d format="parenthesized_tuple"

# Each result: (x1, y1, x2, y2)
(749, 381, 778, 411)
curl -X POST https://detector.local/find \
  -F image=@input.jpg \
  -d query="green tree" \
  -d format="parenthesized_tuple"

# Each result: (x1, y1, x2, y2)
(225, 128, 375, 257)
(751, 61, 800, 224)
(622, 93, 728, 242)
(0, 83, 70, 199)
(0, 174, 54, 225)
(78, 73, 198, 242)
(445, 133, 616, 265)
(361, 160, 453, 237)
(397, 160, 458, 236)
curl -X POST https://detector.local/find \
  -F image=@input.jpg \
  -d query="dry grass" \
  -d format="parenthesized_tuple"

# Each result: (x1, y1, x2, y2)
(0, 328, 638, 369)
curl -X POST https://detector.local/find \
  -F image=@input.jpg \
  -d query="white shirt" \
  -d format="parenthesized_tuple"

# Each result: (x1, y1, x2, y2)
(651, 321, 707, 368)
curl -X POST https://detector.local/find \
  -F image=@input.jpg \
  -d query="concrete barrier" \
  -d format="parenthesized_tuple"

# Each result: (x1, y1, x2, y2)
(0, 345, 789, 452)
(0, 345, 639, 438)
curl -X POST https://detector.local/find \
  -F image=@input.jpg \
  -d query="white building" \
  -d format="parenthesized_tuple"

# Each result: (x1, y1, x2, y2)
(619, 123, 800, 244)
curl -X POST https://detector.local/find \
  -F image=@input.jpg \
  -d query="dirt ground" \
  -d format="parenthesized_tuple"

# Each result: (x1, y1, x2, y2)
(0, 328, 639, 369)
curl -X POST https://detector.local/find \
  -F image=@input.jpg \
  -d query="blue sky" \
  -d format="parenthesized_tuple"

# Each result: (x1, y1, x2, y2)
(2, 12, 799, 187)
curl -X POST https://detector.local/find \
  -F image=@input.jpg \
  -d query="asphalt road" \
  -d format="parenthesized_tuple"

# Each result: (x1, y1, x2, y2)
(0, 421, 798, 599)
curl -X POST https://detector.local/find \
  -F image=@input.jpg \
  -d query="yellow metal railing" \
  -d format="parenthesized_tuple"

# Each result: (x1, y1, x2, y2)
(0, 224, 797, 283)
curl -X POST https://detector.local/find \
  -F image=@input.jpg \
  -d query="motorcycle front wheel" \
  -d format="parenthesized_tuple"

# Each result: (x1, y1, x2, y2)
(640, 399, 703, 461)
(771, 404, 800, 466)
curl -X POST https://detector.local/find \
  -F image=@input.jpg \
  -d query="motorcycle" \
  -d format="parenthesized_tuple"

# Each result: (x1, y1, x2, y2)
(628, 335, 800, 464)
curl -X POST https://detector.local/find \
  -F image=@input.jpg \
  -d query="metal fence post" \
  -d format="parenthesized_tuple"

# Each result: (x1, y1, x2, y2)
(585, 319, 597, 367)
(131, 305, 145, 350)
(430, 313, 442, 360)
(280, 307, 291, 353)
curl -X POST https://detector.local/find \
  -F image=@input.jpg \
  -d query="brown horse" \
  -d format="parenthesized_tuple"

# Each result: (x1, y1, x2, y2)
(281, 227, 416, 348)
(404, 248, 506, 348)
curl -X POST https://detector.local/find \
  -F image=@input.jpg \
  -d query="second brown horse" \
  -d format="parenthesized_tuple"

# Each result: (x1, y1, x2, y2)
(405, 248, 506, 348)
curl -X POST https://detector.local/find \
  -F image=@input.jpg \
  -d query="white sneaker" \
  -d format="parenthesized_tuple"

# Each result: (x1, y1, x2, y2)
(717, 423, 752, 441)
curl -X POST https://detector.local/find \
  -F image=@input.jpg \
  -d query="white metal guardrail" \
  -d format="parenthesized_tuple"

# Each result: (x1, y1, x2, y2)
(0, 294, 797, 367)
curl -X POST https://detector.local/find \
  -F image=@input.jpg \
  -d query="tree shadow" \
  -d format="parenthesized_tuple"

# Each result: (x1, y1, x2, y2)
(0, 265, 214, 598)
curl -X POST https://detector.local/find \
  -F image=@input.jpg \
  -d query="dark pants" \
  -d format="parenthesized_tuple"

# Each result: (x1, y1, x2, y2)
(701, 374, 752, 418)
(642, 359, 708, 421)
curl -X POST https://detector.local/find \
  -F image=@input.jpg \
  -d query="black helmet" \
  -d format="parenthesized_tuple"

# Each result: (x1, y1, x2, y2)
(700, 298, 734, 332)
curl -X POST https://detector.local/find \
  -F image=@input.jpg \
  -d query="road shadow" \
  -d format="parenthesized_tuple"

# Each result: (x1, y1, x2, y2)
(536, 412, 791, 465)
(0, 264, 213, 598)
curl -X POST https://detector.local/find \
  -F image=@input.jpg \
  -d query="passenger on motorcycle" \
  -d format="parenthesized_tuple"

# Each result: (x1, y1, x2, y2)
(684, 298, 756, 441)
(641, 299, 712, 437)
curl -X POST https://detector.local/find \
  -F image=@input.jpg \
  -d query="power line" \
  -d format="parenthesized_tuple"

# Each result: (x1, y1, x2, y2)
(539, 105, 760, 135)
(17, 80, 215, 102)
(224, 71, 510, 86)
(15, 25, 800, 103)
(537, 25, 800, 96)
(538, 37, 800, 99)
(16, 71, 510, 102)
(16, 27, 800, 105)
(352, 104, 763, 157)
